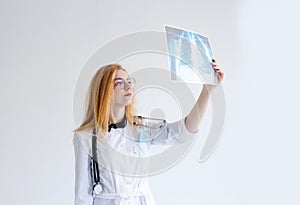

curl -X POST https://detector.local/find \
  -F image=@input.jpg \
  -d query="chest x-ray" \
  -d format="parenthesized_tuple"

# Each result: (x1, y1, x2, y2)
(165, 25, 217, 85)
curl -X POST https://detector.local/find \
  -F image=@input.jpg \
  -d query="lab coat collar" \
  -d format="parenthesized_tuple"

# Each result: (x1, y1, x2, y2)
(108, 114, 127, 132)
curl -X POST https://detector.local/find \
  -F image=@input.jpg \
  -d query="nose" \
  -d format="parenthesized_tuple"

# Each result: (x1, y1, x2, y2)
(124, 81, 131, 90)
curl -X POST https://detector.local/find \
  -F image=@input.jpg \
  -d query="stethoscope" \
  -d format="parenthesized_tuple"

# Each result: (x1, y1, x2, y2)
(90, 116, 166, 195)
(91, 128, 103, 195)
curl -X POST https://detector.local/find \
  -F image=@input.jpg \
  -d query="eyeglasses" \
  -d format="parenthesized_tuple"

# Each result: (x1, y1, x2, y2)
(113, 77, 136, 89)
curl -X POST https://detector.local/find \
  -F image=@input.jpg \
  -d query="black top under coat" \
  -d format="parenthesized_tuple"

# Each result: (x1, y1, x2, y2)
(108, 115, 127, 132)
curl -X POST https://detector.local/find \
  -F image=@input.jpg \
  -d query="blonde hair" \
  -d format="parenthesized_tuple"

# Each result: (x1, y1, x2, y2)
(73, 64, 135, 134)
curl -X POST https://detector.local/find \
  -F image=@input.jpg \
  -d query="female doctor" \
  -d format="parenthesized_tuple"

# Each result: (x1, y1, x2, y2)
(73, 63, 224, 205)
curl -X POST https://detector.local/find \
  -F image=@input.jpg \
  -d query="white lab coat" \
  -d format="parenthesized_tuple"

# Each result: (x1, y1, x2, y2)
(73, 118, 199, 205)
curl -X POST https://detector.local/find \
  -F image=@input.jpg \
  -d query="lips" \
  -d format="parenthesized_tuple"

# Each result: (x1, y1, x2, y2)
(124, 93, 132, 96)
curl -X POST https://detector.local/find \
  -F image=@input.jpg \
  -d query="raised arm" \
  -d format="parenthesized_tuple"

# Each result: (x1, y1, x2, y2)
(185, 61, 224, 133)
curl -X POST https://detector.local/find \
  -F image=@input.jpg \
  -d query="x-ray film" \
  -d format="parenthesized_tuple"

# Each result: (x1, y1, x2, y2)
(165, 25, 217, 85)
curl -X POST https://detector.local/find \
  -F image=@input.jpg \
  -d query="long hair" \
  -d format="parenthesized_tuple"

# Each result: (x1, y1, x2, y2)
(73, 64, 136, 134)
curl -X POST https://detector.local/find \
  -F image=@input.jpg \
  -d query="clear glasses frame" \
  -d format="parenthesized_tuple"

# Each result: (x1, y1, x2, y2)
(113, 77, 136, 89)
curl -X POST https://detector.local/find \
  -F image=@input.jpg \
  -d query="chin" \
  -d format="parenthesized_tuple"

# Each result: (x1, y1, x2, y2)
(118, 100, 131, 107)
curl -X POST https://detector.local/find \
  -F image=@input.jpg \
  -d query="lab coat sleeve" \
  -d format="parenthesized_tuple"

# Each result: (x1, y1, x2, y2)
(73, 132, 94, 205)
(150, 117, 199, 145)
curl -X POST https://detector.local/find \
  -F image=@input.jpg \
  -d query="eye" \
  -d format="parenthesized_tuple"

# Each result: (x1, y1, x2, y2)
(127, 78, 136, 86)
(114, 81, 125, 88)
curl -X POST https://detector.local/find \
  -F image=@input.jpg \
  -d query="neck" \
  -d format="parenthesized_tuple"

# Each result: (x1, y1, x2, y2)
(110, 106, 125, 123)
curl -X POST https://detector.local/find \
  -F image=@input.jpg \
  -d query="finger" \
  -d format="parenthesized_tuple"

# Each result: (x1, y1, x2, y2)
(212, 64, 221, 68)
(213, 67, 222, 72)
(215, 66, 223, 71)
(218, 73, 224, 80)
(217, 71, 224, 76)
(217, 71, 224, 77)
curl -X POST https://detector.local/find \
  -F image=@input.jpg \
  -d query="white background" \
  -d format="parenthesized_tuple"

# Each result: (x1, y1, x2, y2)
(1, 0, 300, 204)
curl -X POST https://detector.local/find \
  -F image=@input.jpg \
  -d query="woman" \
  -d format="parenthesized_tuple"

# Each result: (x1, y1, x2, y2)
(73, 63, 224, 205)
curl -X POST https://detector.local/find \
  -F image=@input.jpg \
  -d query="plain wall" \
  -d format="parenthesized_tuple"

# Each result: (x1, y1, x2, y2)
(0, 0, 299, 204)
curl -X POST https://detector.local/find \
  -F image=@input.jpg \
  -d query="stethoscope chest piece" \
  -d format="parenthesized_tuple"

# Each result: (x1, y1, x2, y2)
(93, 183, 103, 195)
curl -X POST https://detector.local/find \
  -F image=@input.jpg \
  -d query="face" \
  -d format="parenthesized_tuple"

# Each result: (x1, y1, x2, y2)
(110, 69, 135, 108)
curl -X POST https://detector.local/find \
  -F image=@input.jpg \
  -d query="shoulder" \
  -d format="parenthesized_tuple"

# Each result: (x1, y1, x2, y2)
(73, 129, 93, 142)
(73, 129, 93, 154)
(74, 128, 92, 138)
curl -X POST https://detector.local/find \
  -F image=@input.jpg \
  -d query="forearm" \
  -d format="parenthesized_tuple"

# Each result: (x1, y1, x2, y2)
(184, 60, 224, 133)
(185, 86, 211, 133)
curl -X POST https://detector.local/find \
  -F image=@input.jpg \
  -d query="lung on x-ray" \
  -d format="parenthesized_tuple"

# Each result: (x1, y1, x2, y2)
(165, 25, 217, 85)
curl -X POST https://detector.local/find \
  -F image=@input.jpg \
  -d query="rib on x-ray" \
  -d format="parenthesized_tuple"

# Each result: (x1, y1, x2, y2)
(165, 25, 217, 85)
